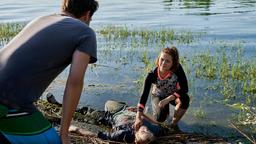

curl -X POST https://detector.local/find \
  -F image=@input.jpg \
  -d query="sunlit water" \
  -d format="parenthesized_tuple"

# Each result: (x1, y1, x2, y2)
(0, 0, 255, 141)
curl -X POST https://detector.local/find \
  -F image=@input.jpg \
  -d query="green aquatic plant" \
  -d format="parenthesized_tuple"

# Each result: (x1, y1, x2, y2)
(249, 79, 256, 94)
(221, 79, 236, 100)
(193, 106, 206, 119)
(239, 63, 256, 94)
(229, 103, 256, 128)
(135, 53, 155, 88)
(0, 23, 25, 45)
(180, 56, 191, 75)
(141, 50, 150, 67)
(242, 81, 249, 96)
(195, 66, 202, 78)
(97, 25, 203, 50)
(220, 52, 230, 80)
(231, 64, 242, 80)
(192, 52, 217, 79)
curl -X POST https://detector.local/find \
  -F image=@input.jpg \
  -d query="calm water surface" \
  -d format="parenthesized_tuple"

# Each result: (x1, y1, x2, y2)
(0, 0, 255, 141)
(1, 0, 256, 36)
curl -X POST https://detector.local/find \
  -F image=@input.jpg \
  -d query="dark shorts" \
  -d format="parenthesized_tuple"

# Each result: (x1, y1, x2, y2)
(151, 93, 190, 122)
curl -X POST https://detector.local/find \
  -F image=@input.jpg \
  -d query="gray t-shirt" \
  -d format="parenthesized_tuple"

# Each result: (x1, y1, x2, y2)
(0, 14, 97, 112)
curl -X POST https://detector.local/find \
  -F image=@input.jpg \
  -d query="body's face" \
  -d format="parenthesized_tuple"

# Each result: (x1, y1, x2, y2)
(135, 126, 153, 144)
(158, 52, 173, 73)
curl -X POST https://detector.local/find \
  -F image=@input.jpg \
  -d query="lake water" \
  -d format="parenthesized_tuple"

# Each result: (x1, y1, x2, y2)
(0, 0, 255, 142)
(1, 0, 256, 36)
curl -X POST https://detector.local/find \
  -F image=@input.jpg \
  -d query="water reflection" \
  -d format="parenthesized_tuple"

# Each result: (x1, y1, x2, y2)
(163, 0, 213, 10)
(163, 0, 256, 15)
(184, 0, 212, 9)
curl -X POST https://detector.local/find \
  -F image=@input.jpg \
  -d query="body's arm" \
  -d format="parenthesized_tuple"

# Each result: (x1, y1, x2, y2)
(141, 113, 160, 125)
(60, 50, 90, 144)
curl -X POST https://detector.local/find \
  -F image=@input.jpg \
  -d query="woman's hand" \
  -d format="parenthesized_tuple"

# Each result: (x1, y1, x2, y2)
(134, 112, 143, 131)
(159, 95, 175, 109)
(175, 98, 182, 110)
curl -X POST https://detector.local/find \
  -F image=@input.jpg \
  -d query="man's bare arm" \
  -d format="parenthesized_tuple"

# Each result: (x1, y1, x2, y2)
(60, 50, 90, 143)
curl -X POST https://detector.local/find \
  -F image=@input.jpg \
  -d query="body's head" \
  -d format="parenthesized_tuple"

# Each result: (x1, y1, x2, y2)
(135, 126, 155, 144)
(155, 46, 179, 73)
(62, 0, 99, 25)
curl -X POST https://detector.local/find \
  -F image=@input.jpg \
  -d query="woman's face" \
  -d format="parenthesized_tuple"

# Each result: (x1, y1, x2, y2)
(158, 52, 173, 72)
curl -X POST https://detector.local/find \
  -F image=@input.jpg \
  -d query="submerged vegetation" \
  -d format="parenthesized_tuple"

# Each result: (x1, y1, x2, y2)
(97, 25, 204, 50)
(0, 23, 255, 143)
(0, 23, 25, 46)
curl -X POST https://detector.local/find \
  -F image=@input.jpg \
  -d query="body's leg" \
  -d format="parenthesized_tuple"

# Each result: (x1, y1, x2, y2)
(151, 95, 169, 122)
(104, 100, 127, 114)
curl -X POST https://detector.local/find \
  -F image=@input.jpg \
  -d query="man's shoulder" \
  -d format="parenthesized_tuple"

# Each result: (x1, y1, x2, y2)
(40, 14, 94, 32)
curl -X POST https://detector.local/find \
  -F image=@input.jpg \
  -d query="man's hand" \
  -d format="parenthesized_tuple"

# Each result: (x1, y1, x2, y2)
(69, 125, 97, 137)
(60, 133, 70, 144)
(69, 125, 79, 133)
(159, 95, 175, 109)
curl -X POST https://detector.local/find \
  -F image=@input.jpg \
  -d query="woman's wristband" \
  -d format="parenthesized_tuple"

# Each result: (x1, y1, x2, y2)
(137, 104, 145, 112)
